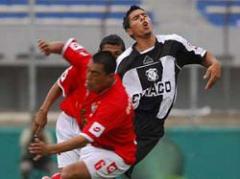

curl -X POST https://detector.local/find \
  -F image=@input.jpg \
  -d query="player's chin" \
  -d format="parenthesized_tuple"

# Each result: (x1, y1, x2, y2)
(143, 30, 152, 37)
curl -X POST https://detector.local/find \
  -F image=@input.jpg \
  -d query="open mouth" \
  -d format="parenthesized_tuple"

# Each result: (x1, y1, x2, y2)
(143, 21, 148, 27)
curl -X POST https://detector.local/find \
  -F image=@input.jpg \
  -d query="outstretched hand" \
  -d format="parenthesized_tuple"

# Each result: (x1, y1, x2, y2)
(29, 138, 50, 158)
(38, 40, 51, 56)
(203, 62, 221, 90)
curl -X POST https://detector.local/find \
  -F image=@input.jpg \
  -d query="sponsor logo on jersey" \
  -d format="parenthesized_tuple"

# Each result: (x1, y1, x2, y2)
(89, 122, 105, 137)
(144, 81, 171, 97)
(132, 80, 172, 108)
(145, 68, 159, 82)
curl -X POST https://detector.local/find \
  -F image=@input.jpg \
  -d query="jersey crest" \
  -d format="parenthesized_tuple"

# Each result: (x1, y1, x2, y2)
(90, 102, 99, 115)
(145, 68, 159, 82)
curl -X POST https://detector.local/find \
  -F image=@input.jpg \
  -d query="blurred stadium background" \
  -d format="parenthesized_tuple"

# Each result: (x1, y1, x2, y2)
(0, 0, 239, 179)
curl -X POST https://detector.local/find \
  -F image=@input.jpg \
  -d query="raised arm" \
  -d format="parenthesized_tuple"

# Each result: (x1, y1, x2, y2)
(38, 38, 91, 68)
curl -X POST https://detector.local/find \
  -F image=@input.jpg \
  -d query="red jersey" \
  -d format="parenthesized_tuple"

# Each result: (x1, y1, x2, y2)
(57, 38, 91, 117)
(78, 76, 136, 165)
(57, 38, 136, 164)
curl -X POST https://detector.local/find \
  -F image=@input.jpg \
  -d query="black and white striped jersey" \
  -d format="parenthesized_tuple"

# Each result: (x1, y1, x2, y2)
(117, 34, 206, 120)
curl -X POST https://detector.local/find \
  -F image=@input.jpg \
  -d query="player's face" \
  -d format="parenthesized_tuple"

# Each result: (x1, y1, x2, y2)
(86, 60, 114, 93)
(102, 44, 123, 59)
(127, 9, 153, 39)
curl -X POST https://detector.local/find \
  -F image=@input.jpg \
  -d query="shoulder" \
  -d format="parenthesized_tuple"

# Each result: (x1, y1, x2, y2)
(156, 34, 187, 44)
(112, 76, 128, 97)
(62, 37, 91, 57)
(104, 77, 128, 107)
(116, 47, 133, 66)
(62, 38, 76, 54)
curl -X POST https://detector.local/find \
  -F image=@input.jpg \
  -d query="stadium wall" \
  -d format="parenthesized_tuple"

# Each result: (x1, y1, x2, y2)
(0, 127, 239, 179)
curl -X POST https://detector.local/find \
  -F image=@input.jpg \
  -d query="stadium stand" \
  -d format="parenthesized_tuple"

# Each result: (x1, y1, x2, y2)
(197, 0, 240, 26)
(0, 0, 145, 25)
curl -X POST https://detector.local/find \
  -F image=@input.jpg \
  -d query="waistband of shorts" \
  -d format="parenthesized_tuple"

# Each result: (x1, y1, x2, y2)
(61, 111, 75, 120)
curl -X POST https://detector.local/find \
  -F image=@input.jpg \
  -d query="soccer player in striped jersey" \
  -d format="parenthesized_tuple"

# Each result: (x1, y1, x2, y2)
(117, 5, 221, 178)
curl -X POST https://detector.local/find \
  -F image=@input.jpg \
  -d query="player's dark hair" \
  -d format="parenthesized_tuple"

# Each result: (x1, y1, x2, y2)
(99, 34, 126, 52)
(92, 51, 116, 74)
(123, 5, 144, 31)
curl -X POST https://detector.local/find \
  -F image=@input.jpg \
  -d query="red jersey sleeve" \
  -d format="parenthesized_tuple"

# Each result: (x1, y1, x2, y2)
(57, 66, 78, 97)
(61, 38, 92, 68)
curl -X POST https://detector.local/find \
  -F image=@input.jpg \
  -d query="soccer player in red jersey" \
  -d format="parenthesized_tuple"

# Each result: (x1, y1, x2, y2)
(32, 35, 126, 169)
(30, 51, 136, 179)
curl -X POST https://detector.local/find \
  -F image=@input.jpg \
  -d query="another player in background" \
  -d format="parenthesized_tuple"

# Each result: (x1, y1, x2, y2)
(32, 35, 126, 169)
(116, 5, 221, 178)
(29, 51, 136, 179)
(20, 125, 55, 179)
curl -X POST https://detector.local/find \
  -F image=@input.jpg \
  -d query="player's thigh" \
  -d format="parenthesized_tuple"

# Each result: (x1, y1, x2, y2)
(80, 145, 130, 179)
(57, 149, 81, 169)
(61, 161, 91, 179)
(56, 112, 81, 141)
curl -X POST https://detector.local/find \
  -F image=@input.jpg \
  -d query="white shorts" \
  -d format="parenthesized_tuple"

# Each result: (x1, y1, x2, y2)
(80, 145, 130, 179)
(56, 112, 81, 168)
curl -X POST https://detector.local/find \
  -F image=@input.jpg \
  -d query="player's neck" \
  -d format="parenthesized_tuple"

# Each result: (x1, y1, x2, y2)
(95, 78, 115, 94)
(135, 34, 156, 52)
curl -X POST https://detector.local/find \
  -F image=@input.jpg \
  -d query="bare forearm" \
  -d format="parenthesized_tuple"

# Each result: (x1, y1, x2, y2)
(40, 82, 61, 112)
(38, 40, 64, 56)
(32, 82, 62, 135)
(48, 135, 89, 154)
(49, 42, 64, 54)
